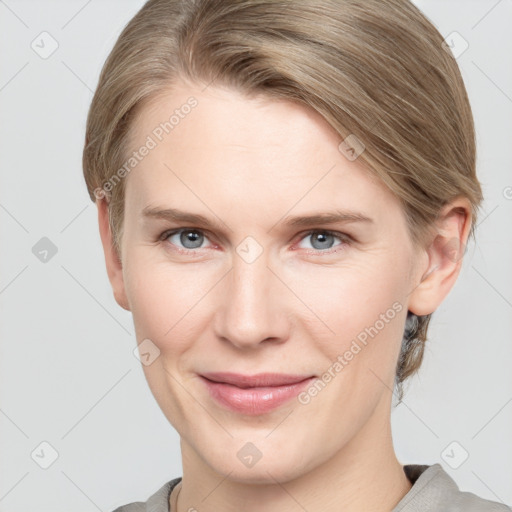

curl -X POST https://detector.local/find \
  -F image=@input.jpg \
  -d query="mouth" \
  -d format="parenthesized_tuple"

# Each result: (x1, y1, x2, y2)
(199, 372, 316, 415)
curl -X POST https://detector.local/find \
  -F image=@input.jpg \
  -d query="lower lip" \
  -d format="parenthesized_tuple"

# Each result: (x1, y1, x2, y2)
(200, 376, 316, 415)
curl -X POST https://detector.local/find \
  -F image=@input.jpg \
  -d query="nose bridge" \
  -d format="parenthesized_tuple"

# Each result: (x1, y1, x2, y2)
(215, 237, 285, 348)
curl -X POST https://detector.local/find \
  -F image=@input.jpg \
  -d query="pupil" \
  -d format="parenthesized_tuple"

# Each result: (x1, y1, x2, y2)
(313, 232, 332, 249)
(182, 230, 201, 248)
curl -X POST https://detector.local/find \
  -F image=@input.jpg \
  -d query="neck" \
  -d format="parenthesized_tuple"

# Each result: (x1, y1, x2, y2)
(175, 394, 412, 512)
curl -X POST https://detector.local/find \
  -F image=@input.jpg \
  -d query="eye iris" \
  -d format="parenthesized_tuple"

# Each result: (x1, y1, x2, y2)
(181, 230, 203, 249)
(311, 232, 334, 250)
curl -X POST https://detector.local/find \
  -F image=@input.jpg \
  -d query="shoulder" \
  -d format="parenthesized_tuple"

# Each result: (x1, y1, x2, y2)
(111, 477, 182, 512)
(395, 463, 511, 512)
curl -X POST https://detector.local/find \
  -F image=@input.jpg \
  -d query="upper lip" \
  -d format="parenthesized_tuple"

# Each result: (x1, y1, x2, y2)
(200, 372, 314, 388)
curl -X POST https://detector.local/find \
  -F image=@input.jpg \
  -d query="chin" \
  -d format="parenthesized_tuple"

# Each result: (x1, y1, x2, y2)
(201, 441, 314, 485)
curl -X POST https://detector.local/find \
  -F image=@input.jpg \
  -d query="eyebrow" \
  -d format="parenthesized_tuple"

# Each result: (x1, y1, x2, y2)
(279, 210, 373, 228)
(141, 206, 373, 231)
(142, 206, 230, 231)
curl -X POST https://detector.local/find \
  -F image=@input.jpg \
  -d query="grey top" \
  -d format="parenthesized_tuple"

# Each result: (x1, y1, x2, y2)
(112, 463, 511, 511)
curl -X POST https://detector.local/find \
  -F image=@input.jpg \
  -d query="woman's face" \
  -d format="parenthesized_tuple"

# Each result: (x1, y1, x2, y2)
(116, 80, 426, 483)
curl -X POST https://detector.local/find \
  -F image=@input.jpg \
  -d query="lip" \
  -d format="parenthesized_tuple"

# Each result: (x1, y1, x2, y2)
(200, 372, 316, 415)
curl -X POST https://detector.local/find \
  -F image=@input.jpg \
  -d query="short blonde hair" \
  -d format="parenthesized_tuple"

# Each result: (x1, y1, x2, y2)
(83, 0, 483, 402)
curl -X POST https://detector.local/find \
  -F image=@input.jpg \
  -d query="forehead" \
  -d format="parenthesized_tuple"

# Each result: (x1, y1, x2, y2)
(131, 80, 343, 158)
(123, 80, 397, 220)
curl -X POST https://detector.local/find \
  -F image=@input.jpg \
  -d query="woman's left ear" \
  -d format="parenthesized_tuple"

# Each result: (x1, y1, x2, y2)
(407, 197, 473, 316)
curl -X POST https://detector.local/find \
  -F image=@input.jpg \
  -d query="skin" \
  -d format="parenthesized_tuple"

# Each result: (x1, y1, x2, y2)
(97, 79, 472, 512)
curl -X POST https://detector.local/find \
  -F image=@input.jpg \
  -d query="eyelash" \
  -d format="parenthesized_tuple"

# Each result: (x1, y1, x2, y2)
(157, 228, 352, 257)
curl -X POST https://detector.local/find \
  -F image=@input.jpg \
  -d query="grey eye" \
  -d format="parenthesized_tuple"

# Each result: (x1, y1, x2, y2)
(169, 229, 206, 250)
(297, 231, 343, 251)
(309, 232, 336, 250)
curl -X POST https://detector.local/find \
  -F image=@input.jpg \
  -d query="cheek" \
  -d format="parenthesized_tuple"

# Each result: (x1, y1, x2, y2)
(123, 252, 214, 349)
(123, 254, 213, 426)
(282, 259, 407, 368)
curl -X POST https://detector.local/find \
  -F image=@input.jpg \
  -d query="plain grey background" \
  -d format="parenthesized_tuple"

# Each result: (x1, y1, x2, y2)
(0, 0, 511, 510)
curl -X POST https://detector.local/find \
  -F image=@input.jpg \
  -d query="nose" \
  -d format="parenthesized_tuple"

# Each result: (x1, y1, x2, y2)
(213, 247, 290, 350)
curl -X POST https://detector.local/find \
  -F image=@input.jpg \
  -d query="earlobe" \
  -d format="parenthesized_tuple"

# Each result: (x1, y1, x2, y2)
(97, 198, 131, 311)
(407, 198, 472, 317)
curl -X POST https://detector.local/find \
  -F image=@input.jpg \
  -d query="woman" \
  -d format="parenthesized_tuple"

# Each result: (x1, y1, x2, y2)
(83, 0, 511, 511)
